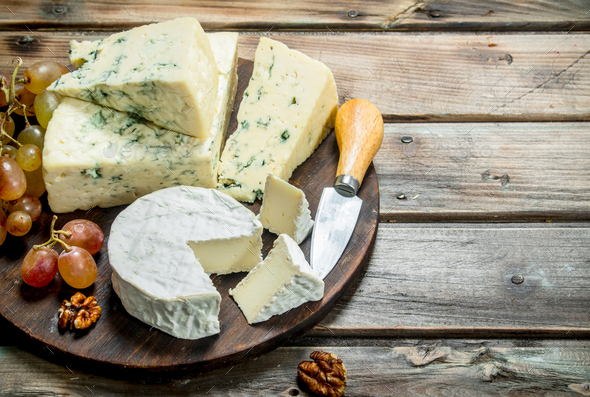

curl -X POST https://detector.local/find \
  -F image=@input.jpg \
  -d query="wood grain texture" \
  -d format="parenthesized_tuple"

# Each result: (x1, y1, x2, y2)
(376, 122, 590, 222)
(1, 345, 589, 396)
(313, 223, 590, 337)
(0, 59, 379, 371)
(1, 1, 590, 31)
(1, 32, 589, 122)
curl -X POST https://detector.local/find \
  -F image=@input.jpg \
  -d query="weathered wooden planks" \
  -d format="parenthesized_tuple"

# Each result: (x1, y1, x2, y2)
(1, 345, 589, 396)
(313, 223, 590, 337)
(377, 123, 590, 222)
(237, 34, 590, 122)
(1, 1, 590, 31)
(1, 32, 589, 122)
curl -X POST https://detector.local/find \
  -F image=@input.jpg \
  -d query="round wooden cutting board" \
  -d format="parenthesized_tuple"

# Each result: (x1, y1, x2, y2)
(0, 58, 379, 372)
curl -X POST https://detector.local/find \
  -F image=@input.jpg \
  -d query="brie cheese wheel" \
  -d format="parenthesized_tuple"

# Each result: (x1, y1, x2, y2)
(109, 186, 263, 339)
(230, 234, 324, 324)
(258, 173, 313, 244)
(43, 32, 238, 213)
(48, 17, 218, 137)
(218, 37, 338, 202)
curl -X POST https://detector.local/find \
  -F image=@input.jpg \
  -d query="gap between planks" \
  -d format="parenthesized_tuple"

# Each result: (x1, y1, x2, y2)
(315, 222, 590, 336)
(0, 32, 589, 122)
(1, 0, 590, 32)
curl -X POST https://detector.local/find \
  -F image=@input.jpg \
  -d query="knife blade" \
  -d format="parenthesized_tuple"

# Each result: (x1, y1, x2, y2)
(311, 99, 384, 279)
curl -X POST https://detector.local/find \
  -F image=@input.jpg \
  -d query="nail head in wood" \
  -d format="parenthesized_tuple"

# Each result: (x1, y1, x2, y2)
(54, 5, 66, 13)
(347, 10, 358, 18)
(396, 194, 407, 200)
(511, 274, 524, 284)
(401, 136, 413, 144)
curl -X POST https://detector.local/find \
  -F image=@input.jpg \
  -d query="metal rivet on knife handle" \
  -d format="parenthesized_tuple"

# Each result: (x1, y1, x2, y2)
(334, 99, 384, 195)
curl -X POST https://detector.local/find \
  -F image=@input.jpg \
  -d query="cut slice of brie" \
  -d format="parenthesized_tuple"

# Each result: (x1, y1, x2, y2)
(230, 234, 324, 324)
(258, 172, 313, 244)
(109, 186, 263, 339)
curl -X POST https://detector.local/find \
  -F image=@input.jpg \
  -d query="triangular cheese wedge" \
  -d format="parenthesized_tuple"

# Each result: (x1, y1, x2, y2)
(48, 17, 218, 137)
(230, 234, 324, 324)
(257, 172, 313, 244)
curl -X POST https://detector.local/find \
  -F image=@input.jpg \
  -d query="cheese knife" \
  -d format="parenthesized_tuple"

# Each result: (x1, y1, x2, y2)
(311, 99, 384, 279)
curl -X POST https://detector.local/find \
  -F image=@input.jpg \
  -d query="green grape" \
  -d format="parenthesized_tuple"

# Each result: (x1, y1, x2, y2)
(15, 144, 42, 172)
(23, 61, 69, 95)
(0, 71, 10, 107)
(1, 145, 17, 159)
(17, 125, 46, 151)
(1, 113, 16, 145)
(34, 91, 61, 129)
(24, 166, 45, 198)
(13, 84, 36, 116)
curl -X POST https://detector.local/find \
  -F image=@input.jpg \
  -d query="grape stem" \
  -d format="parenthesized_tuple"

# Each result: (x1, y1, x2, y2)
(0, 58, 28, 150)
(33, 215, 73, 252)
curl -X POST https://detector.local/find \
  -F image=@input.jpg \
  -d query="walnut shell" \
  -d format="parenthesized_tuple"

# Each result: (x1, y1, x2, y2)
(58, 292, 101, 330)
(298, 351, 346, 397)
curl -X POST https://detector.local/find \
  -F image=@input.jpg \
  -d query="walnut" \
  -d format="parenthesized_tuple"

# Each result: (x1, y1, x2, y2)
(298, 351, 347, 397)
(58, 292, 101, 330)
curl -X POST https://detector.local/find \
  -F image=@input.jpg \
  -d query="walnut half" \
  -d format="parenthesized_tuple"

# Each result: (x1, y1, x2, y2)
(298, 351, 347, 397)
(58, 292, 101, 330)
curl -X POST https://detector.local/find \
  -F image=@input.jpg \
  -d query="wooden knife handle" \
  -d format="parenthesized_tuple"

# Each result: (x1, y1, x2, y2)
(334, 99, 384, 190)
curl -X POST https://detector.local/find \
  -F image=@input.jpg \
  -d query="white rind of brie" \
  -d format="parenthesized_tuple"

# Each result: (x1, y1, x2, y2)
(258, 172, 314, 244)
(109, 186, 263, 340)
(230, 234, 324, 324)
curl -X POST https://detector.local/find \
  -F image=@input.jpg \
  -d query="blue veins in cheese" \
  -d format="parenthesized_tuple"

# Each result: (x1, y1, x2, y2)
(48, 17, 219, 138)
(43, 32, 239, 213)
(217, 37, 339, 203)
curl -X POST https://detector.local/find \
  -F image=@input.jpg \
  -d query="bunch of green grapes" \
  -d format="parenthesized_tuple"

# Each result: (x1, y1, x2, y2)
(0, 58, 68, 245)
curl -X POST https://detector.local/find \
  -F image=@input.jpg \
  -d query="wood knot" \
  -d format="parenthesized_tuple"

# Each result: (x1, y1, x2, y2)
(16, 36, 35, 47)
(481, 169, 510, 187)
(415, 7, 442, 18)
(41, 4, 69, 19)
(499, 53, 513, 65)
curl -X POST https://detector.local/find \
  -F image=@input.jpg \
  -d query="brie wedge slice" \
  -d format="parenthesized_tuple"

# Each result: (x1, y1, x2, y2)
(230, 234, 324, 324)
(258, 172, 313, 244)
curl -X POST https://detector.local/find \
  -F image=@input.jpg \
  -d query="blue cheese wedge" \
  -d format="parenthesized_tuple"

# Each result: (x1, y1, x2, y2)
(258, 172, 313, 244)
(218, 37, 338, 202)
(48, 17, 218, 138)
(109, 186, 263, 339)
(229, 234, 324, 324)
(43, 33, 238, 213)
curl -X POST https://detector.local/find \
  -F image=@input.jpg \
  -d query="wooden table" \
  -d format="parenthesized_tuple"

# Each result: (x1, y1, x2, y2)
(1, 1, 590, 395)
